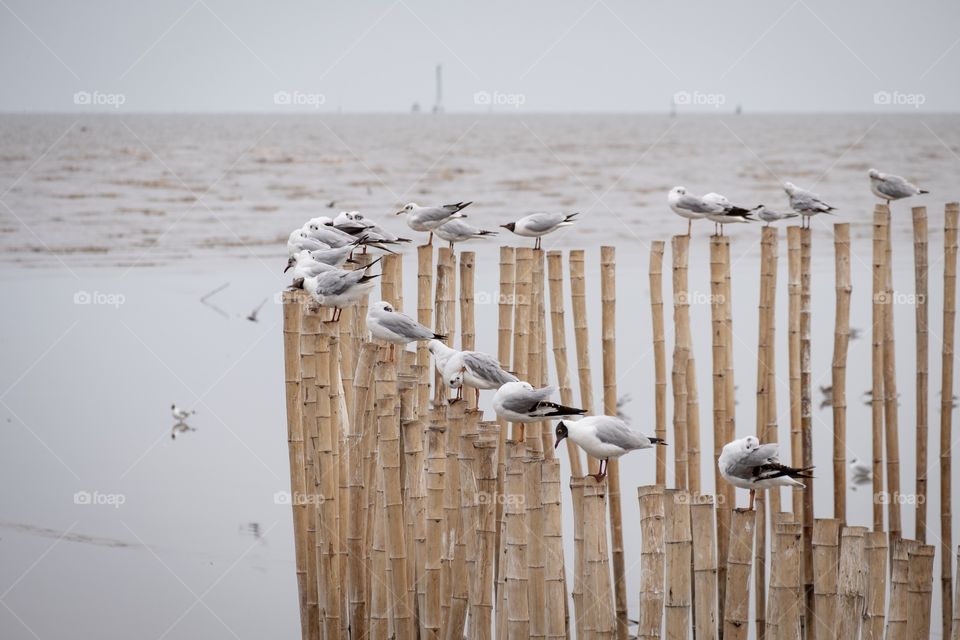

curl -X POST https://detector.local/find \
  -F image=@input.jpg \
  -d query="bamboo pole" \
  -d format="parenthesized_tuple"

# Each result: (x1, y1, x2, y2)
(671, 236, 690, 490)
(650, 241, 668, 485)
(953, 545, 960, 640)
(547, 251, 584, 475)
(570, 249, 600, 475)
(495, 246, 515, 603)
(541, 460, 566, 639)
(664, 490, 692, 640)
(810, 519, 839, 640)
(691, 496, 719, 640)
(942, 202, 959, 639)
(906, 544, 936, 638)
(799, 226, 814, 635)
(834, 526, 866, 640)
(400, 373, 426, 637)
(504, 441, 530, 639)
(471, 426, 498, 640)
(861, 530, 887, 640)
(512, 248, 533, 442)
(525, 447, 546, 640)
(787, 227, 802, 519)
(913, 207, 929, 543)
(831, 224, 851, 524)
(441, 403, 464, 631)
(766, 520, 802, 640)
(570, 477, 587, 640)
(871, 207, 886, 532)
(369, 470, 388, 638)
(887, 538, 917, 640)
(583, 479, 616, 638)
(433, 249, 453, 406)
(332, 335, 350, 638)
(529, 249, 548, 454)
(709, 236, 729, 623)
(418, 245, 434, 414)
(638, 485, 666, 639)
(880, 204, 903, 548)
(424, 425, 446, 640)
(300, 303, 322, 637)
(723, 507, 754, 640)
(316, 326, 342, 639)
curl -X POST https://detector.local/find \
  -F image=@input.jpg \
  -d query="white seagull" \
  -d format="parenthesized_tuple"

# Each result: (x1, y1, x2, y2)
(332, 210, 375, 234)
(492, 381, 586, 441)
(367, 301, 445, 361)
(701, 192, 758, 236)
(718, 435, 814, 510)
(433, 219, 498, 249)
(428, 340, 517, 403)
(554, 416, 666, 482)
(302, 217, 364, 248)
(668, 186, 722, 236)
(288, 229, 330, 256)
(755, 206, 799, 227)
(395, 201, 472, 244)
(783, 182, 836, 229)
(171, 404, 195, 422)
(292, 259, 381, 322)
(868, 169, 928, 205)
(500, 212, 578, 250)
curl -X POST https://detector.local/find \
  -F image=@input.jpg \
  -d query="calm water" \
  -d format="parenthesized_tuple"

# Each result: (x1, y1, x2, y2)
(1, 113, 958, 638)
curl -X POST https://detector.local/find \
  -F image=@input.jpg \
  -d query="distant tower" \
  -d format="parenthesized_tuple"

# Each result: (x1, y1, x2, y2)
(433, 64, 443, 114)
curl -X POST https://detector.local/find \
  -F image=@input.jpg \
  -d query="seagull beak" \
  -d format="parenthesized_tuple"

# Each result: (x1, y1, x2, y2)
(394, 210, 404, 216)
(499, 224, 510, 229)
(283, 264, 292, 273)
(554, 434, 565, 449)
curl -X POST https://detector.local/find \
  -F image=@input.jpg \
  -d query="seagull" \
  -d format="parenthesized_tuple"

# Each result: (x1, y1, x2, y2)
(819, 384, 833, 410)
(492, 381, 586, 441)
(285, 250, 340, 282)
(395, 201, 472, 244)
(367, 301, 445, 362)
(246, 298, 267, 323)
(718, 435, 814, 510)
(554, 416, 666, 482)
(171, 404, 195, 422)
(306, 243, 361, 268)
(868, 169, 928, 205)
(500, 212, 578, 250)
(170, 422, 197, 440)
(784, 182, 836, 229)
(755, 206, 799, 227)
(291, 259, 381, 322)
(428, 340, 517, 403)
(287, 229, 331, 256)
(849, 456, 872, 481)
(332, 210, 375, 234)
(434, 219, 498, 249)
(668, 186, 721, 236)
(701, 192, 758, 236)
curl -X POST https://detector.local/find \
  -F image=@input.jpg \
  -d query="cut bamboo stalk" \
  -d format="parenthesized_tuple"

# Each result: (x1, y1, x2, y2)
(834, 526, 866, 640)
(459, 251, 477, 414)
(861, 530, 887, 640)
(906, 544, 936, 638)
(723, 507, 754, 640)
(433, 248, 454, 407)
(441, 402, 465, 631)
(512, 248, 533, 442)
(913, 207, 929, 542)
(650, 241, 668, 485)
(541, 460, 567, 639)
(871, 207, 886, 532)
(570, 477, 587, 640)
(880, 204, 903, 548)
(471, 427, 499, 640)
(547, 250, 584, 475)
(424, 425, 446, 640)
(529, 249, 547, 454)
(810, 519, 839, 640)
(886, 538, 917, 640)
(381, 253, 402, 308)
(638, 486, 665, 639)
(495, 246, 515, 601)
(691, 495, 719, 640)
(444, 413, 472, 640)
(671, 236, 691, 490)
(763, 229, 781, 516)
(525, 447, 547, 640)
(600, 245, 628, 640)
(787, 227, 802, 519)
(709, 236, 729, 622)
(570, 249, 600, 475)
(369, 470, 388, 638)
(460, 414, 480, 631)
(766, 521, 802, 640)
(686, 355, 702, 491)
(399, 373, 425, 637)
(299, 304, 322, 637)
(504, 441, 531, 639)
(664, 490, 692, 640)
(799, 226, 814, 634)
(331, 334, 349, 637)
(942, 202, 959, 639)
(953, 545, 960, 640)
(315, 326, 341, 639)
(584, 480, 616, 638)
(832, 224, 851, 524)
(417, 245, 434, 415)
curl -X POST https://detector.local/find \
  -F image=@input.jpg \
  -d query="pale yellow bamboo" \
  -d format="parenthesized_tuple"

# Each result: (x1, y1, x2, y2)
(723, 507, 754, 640)
(584, 480, 616, 638)
(541, 460, 567, 639)
(942, 202, 959, 638)
(880, 204, 903, 547)
(424, 425, 446, 640)
(528, 249, 547, 453)
(495, 246, 515, 606)
(441, 402, 465, 631)
(766, 521, 802, 640)
(709, 236, 729, 623)
(691, 495, 719, 640)
(433, 248, 455, 407)
(471, 427, 499, 640)
(906, 544, 936, 638)
(570, 477, 587, 640)
(570, 249, 600, 475)
(512, 248, 533, 442)
(664, 490, 692, 640)
(525, 447, 546, 639)
(810, 519, 839, 640)
(638, 485, 665, 639)
(315, 326, 341, 639)
(913, 207, 929, 542)
(547, 251, 584, 475)
(787, 227, 802, 519)
(300, 304, 322, 637)
(671, 236, 690, 490)
(504, 441, 530, 639)
(460, 251, 477, 414)
(417, 245, 434, 415)
(650, 241, 668, 485)
(399, 373, 426, 637)
(834, 526, 866, 640)
(861, 530, 887, 640)
(799, 226, 814, 633)
(886, 538, 917, 640)
(832, 224, 851, 524)
(871, 208, 886, 532)
(369, 472, 388, 638)
(381, 253, 402, 308)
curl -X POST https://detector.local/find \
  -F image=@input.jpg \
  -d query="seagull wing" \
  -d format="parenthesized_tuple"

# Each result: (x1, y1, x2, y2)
(462, 351, 518, 386)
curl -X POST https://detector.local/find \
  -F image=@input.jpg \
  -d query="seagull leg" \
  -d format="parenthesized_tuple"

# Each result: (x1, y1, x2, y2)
(427, 232, 433, 245)
(475, 388, 480, 406)
(687, 219, 692, 236)
(749, 489, 756, 511)
(593, 459, 607, 482)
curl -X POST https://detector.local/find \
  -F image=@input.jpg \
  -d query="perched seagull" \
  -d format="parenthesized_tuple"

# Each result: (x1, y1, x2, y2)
(500, 212, 578, 250)
(868, 169, 928, 205)
(668, 186, 720, 236)
(395, 201, 472, 244)
(701, 192, 757, 235)
(718, 435, 814, 510)
(332, 210, 375, 234)
(554, 416, 666, 482)
(288, 229, 331, 256)
(303, 217, 366, 248)
(285, 250, 340, 282)
(783, 182, 836, 229)
(492, 381, 586, 441)
(291, 259, 381, 322)
(171, 404, 195, 422)
(434, 219, 498, 249)
(367, 301, 445, 362)
(428, 340, 517, 403)
(755, 206, 799, 227)
(306, 243, 360, 268)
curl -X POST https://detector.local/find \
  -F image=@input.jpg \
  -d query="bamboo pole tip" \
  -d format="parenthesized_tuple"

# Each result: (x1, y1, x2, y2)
(946, 201, 960, 213)
(637, 484, 664, 498)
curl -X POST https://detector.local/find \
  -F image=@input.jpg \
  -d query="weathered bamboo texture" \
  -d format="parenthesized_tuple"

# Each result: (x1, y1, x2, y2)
(834, 526, 865, 640)
(470, 428, 498, 640)
(417, 245, 434, 413)
(504, 441, 530, 638)
(541, 460, 567, 639)
(528, 249, 547, 454)
(670, 236, 691, 490)
(400, 371, 426, 638)
(512, 248, 533, 441)
(953, 545, 960, 640)
(766, 520, 802, 640)
(799, 226, 814, 636)
(600, 246, 628, 640)
(525, 448, 546, 639)
(316, 325, 342, 639)
(570, 249, 600, 475)
(460, 251, 477, 412)
(709, 236, 730, 623)
(690, 496, 718, 640)
(887, 538, 918, 640)
(880, 204, 903, 547)
(459, 416, 480, 640)
(664, 490, 692, 640)
(584, 480, 616, 637)
(547, 251, 584, 475)
(434, 248, 455, 406)
(650, 241, 668, 485)
(861, 530, 887, 640)
(570, 477, 587, 640)
(831, 224, 851, 524)
(300, 304, 322, 637)
(810, 519, 839, 640)
(495, 246, 515, 598)
(723, 507, 754, 640)
(870, 210, 886, 532)
(638, 485, 665, 639)
(442, 403, 465, 634)
(424, 425, 446, 640)
(787, 227, 802, 518)
(913, 207, 929, 543)
(906, 544, 936, 638)
(942, 202, 959, 639)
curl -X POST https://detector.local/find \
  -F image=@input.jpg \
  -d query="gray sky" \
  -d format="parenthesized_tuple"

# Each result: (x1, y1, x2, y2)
(2, 0, 959, 113)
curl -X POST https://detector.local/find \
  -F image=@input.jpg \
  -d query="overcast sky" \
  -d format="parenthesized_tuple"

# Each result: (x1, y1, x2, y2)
(2, 0, 959, 113)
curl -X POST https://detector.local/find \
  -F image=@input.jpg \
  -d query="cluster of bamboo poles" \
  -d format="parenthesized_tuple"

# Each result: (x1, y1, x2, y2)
(281, 202, 960, 639)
